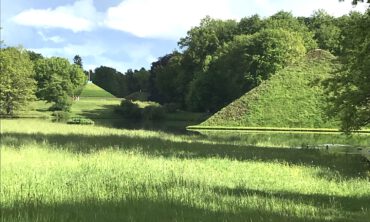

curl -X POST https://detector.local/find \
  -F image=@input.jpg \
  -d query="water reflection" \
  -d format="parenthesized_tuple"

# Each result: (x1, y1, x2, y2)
(94, 119, 200, 135)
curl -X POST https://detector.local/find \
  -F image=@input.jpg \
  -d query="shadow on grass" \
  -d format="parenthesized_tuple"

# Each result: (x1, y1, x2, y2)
(77, 104, 121, 119)
(212, 186, 370, 213)
(1, 196, 361, 222)
(2, 132, 369, 179)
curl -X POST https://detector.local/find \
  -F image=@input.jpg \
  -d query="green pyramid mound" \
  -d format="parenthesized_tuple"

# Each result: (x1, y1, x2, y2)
(200, 50, 339, 129)
(80, 83, 116, 98)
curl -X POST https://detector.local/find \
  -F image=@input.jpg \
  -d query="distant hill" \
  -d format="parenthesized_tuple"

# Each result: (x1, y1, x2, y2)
(200, 50, 340, 128)
(80, 83, 116, 98)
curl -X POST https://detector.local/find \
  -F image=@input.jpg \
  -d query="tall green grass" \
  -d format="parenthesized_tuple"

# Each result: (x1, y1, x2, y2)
(1, 119, 370, 222)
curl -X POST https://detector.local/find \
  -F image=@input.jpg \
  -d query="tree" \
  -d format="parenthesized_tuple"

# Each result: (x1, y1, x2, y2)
(324, 9, 370, 132)
(27, 50, 43, 62)
(263, 11, 317, 50)
(34, 57, 86, 111)
(0, 47, 36, 116)
(237, 14, 263, 35)
(186, 29, 306, 112)
(93, 66, 124, 97)
(73, 55, 83, 69)
(340, 0, 370, 5)
(307, 10, 341, 54)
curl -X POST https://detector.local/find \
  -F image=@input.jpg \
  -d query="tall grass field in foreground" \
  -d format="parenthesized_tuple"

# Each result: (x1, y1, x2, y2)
(1, 119, 370, 221)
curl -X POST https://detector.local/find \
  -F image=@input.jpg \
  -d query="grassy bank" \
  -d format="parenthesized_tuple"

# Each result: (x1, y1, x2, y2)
(187, 125, 370, 134)
(1, 119, 370, 221)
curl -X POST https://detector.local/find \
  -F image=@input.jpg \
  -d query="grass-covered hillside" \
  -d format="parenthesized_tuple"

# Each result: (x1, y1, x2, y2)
(80, 83, 116, 98)
(201, 50, 340, 129)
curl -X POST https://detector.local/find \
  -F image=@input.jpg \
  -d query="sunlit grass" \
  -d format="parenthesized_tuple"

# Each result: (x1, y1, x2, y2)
(1, 119, 369, 222)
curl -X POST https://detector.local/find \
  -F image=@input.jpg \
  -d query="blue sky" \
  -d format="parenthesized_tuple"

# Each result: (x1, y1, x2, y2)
(1, 0, 368, 73)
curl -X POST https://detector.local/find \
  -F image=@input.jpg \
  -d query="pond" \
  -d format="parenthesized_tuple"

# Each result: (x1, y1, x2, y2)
(93, 118, 369, 149)
(93, 119, 199, 135)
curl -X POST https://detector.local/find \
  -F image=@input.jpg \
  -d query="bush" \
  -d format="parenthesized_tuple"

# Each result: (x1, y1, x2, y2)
(67, 117, 94, 125)
(49, 96, 72, 112)
(163, 103, 179, 113)
(52, 111, 70, 122)
(142, 106, 165, 120)
(116, 100, 142, 119)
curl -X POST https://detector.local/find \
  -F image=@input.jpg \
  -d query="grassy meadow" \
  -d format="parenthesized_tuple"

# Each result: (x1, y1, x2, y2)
(1, 119, 370, 222)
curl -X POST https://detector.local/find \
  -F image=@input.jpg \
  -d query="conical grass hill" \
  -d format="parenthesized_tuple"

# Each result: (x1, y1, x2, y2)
(80, 82, 116, 98)
(200, 50, 340, 129)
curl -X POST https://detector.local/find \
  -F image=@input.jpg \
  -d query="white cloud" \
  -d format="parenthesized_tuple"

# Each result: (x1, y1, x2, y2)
(265, 0, 369, 17)
(104, 0, 234, 39)
(103, 0, 369, 39)
(13, 0, 101, 32)
(28, 41, 155, 73)
(37, 31, 64, 43)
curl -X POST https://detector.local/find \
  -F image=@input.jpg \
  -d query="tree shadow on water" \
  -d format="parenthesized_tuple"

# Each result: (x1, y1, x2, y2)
(2, 132, 369, 179)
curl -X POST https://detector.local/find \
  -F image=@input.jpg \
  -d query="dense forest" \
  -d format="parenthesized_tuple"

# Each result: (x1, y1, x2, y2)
(1, 8, 369, 131)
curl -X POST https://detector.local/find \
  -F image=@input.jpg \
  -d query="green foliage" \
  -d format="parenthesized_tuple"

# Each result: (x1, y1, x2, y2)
(116, 100, 167, 120)
(52, 111, 71, 122)
(324, 9, 370, 132)
(116, 100, 142, 119)
(179, 17, 238, 71)
(34, 57, 86, 111)
(186, 29, 306, 112)
(306, 10, 341, 54)
(67, 117, 94, 125)
(263, 11, 317, 50)
(93, 66, 150, 98)
(201, 50, 339, 128)
(142, 105, 165, 120)
(73, 55, 83, 69)
(125, 91, 149, 101)
(49, 95, 72, 111)
(0, 47, 36, 116)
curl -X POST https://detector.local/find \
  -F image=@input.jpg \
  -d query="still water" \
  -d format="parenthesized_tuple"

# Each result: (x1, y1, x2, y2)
(94, 119, 369, 149)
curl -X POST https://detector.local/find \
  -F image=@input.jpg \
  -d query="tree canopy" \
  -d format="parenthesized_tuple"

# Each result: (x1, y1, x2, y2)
(34, 57, 86, 111)
(0, 47, 36, 116)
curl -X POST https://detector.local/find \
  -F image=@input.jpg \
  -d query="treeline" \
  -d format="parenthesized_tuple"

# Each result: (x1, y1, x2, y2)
(91, 9, 368, 114)
(0, 48, 86, 115)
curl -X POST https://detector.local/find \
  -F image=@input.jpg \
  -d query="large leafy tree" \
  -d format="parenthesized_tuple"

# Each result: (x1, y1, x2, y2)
(34, 57, 86, 111)
(179, 17, 238, 73)
(0, 47, 36, 116)
(263, 11, 317, 50)
(306, 10, 341, 54)
(186, 29, 306, 112)
(93, 66, 125, 97)
(324, 9, 370, 132)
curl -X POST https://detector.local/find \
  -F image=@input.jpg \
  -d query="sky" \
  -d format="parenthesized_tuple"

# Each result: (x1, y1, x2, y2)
(1, 0, 369, 73)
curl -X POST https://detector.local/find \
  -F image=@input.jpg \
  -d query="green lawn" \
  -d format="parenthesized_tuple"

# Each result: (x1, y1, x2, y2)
(1, 119, 369, 222)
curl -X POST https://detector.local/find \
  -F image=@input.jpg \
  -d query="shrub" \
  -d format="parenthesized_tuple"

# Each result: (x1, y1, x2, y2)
(52, 111, 70, 122)
(163, 103, 179, 113)
(67, 117, 94, 125)
(48, 96, 72, 112)
(142, 105, 165, 120)
(116, 100, 142, 119)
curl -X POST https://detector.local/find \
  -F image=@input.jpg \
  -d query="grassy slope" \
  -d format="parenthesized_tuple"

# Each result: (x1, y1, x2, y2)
(80, 83, 115, 98)
(201, 50, 340, 129)
(1, 119, 370, 222)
